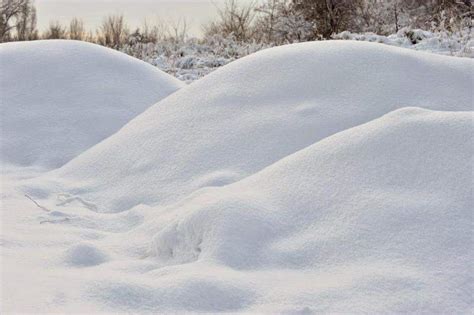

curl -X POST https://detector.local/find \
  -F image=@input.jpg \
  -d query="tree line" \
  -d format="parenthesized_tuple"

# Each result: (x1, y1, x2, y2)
(1, 0, 472, 47)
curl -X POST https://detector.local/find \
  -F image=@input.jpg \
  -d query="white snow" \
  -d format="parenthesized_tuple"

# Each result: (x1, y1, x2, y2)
(38, 41, 473, 212)
(141, 108, 473, 313)
(1, 40, 473, 313)
(0, 40, 184, 169)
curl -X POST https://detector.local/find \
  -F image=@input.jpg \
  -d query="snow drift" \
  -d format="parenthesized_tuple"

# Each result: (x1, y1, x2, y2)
(134, 108, 473, 313)
(43, 41, 474, 212)
(3, 41, 473, 313)
(0, 40, 184, 169)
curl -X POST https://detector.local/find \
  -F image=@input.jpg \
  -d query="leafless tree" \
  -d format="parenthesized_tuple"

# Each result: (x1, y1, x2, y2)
(291, 0, 363, 38)
(15, 0, 37, 40)
(203, 0, 257, 41)
(254, 0, 280, 42)
(169, 18, 188, 43)
(1, 0, 37, 41)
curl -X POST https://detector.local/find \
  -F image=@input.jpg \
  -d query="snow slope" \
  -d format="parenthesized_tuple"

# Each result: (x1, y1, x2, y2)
(0, 40, 184, 169)
(3, 108, 472, 313)
(41, 41, 474, 212)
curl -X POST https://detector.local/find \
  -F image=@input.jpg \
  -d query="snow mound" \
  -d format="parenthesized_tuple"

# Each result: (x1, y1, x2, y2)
(44, 41, 473, 212)
(9, 108, 470, 313)
(0, 40, 184, 169)
(3, 41, 473, 313)
(126, 108, 473, 313)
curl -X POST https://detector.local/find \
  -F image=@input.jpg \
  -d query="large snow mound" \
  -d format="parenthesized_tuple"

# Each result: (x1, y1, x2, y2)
(42, 41, 473, 212)
(134, 108, 472, 313)
(0, 40, 184, 169)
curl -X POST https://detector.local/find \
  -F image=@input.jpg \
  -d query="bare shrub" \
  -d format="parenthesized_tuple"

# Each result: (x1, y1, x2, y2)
(43, 20, 67, 39)
(69, 17, 85, 40)
(97, 14, 129, 48)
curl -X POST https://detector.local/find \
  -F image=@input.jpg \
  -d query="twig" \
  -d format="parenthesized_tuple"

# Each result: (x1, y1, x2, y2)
(24, 194, 50, 212)
(40, 218, 70, 224)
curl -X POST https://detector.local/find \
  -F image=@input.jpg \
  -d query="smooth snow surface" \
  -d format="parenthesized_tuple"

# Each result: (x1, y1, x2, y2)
(44, 41, 473, 212)
(2, 41, 473, 313)
(0, 40, 184, 169)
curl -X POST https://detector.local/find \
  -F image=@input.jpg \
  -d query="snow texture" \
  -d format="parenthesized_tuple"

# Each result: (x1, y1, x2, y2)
(1, 40, 473, 313)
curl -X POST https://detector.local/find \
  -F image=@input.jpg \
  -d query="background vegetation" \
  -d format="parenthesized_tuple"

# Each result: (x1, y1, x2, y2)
(1, 0, 472, 82)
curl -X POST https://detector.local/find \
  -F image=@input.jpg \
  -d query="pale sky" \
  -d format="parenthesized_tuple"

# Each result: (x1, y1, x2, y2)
(35, 0, 233, 37)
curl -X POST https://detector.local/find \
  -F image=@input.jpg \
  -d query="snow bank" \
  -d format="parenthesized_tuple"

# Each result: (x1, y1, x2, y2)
(0, 40, 184, 169)
(43, 41, 473, 212)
